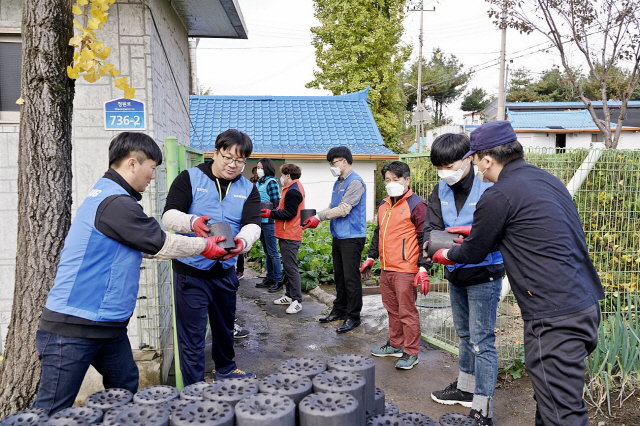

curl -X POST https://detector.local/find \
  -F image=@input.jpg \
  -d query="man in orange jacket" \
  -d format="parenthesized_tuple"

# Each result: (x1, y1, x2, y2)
(361, 161, 429, 370)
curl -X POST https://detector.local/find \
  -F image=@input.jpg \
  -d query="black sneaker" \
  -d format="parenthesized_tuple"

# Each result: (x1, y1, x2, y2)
(256, 278, 273, 288)
(470, 409, 493, 426)
(430, 380, 473, 407)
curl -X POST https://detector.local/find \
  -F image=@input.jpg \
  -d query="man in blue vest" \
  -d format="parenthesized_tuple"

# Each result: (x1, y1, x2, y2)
(302, 146, 367, 334)
(422, 133, 504, 426)
(430, 121, 604, 426)
(33, 132, 228, 415)
(162, 129, 262, 385)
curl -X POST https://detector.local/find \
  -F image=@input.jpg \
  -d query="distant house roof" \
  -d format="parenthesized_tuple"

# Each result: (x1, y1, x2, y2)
(507, 109, 640, 132)
(172, 0, 248, 38)
(189, 87, 397, 160)
(507, 101, 640, 109)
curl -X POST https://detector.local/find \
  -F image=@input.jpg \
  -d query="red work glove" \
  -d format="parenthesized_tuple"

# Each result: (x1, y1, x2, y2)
(201, 236, 228, 260)
(360, 258, 374, 280)
(302, 216, 320, 229)
(222, 237, 244, 261)
(260, 209, 271, 219)
(192, 215, 211, 238)
(414, 268, 430, 295)
(447, 225, 471, 244)
(432, 248, 456, 266)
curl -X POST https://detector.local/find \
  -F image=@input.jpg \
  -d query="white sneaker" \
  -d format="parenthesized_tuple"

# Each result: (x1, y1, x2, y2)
(274, 295, 292, 305)
(286, 300, 302, 314)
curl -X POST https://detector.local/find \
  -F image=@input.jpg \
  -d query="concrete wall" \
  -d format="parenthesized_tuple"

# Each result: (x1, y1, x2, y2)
(517, 132, 640, 150)
(241, 159, 378, 222)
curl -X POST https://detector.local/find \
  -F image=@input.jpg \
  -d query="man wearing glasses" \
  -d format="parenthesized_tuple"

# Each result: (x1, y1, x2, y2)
(162, 129, 262, 384)
(303, 146, 367, 334)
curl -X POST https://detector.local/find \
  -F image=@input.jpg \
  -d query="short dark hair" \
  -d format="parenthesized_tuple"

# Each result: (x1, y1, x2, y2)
(215, 129, 253, 158)
(326, 146, 353, 165)
(475, 140, 524, 165)
(430, 133, 470, 167)
(381, 161, 410, 179)
(281, 163, 301, 180)
(258, 158, 277, 177)
(109, 132, 163, 167)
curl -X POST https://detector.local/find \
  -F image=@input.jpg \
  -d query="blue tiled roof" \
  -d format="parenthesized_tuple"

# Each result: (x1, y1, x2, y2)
(189, 87, 395, 156)
(507, 109, 617, 130)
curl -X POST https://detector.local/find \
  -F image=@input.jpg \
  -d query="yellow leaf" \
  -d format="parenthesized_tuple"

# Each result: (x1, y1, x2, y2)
(80, 49, 94, 61)
(15, 97, 24, 105)
(109, 68, 120, 77)
(67, 65, 79, 79)
(90, 8, 104, 19)
(69, 34, 83, 47)
(85, 59, 95, 70)
(95, 47, 110, 61)
(87, 17, 100, 30)
(123, 87, 136, 99)
(114, 76, 127, 87)
(83, 72, 99, 83)
(73, 51, 80, 62)
(73, 19, 84, 30)
(77, 0, 88, 5)
(72, 5, 82, 15)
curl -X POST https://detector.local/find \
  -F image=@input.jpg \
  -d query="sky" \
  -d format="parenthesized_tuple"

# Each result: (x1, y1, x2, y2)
(197, 0, 576, 122)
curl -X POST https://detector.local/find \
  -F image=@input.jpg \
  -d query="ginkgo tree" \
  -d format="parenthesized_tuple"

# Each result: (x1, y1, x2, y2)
(68, 0, 135, 98)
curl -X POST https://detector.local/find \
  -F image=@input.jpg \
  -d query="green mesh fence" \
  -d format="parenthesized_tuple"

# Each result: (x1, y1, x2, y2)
(135, 142, 204, 352)
(401, 147, 640, 365)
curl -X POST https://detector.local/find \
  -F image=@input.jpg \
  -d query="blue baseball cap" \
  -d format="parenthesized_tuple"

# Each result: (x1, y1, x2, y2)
(462, 121, 517, 160)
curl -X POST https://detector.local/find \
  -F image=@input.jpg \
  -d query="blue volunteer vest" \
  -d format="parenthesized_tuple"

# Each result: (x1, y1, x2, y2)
(45, 178, 143, 322)
(256, 176, 278, 224)
(177, 167, 254, 270)
(438, 177, 503, 272)
(330, 171, 367, 239)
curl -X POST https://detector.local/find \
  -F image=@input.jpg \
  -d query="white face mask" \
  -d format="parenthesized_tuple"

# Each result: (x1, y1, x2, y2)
(438, 161, 469, 186)
(257, 169, 265, 178)
(386, 182, 405, 197)
(330, 166, 341, 177)
(280, 176, 286, 186)
(474, 161, 491, 183)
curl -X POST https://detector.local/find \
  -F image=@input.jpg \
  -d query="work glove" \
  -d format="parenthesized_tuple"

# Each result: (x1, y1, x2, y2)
(413, 267, 430, 295)
(201, 236, 228, 260)
(191, 215, 211, 238)
(222, 237, 244, 261)
(447, 226, 471, 245)
(432, 249, 456, 266)
(260, 209, 271, 219)
(360, 258, 375, 280)
(302, 215, 320, 229)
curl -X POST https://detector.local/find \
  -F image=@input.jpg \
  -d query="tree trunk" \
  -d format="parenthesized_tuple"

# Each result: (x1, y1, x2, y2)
(0, 0, 75, 416)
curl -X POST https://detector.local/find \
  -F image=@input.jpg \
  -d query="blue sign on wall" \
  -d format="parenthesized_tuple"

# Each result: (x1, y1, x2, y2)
(104, 98, 146, 130)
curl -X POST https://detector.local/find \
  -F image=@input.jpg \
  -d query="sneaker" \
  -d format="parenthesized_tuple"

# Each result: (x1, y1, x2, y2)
(431, 381, 473, 407)
(274, 295, 293, 305)
(256, 278, 273, 288)
(214, 369, 256, 381)
(233, 324, 249, 339)
(371, 341, 404, 358)
(470, 409, 494, 426)
(395, 352, 419, 370)
(286, 300, 302, 314)
(236, 271, 244, 280)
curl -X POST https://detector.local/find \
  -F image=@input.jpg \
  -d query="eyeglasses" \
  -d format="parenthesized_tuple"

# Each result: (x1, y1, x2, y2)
(218, 152, 247, 167)
(330, 158, 345, 166)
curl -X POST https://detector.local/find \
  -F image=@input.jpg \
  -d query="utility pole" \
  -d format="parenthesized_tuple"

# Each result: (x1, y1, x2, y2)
(408, 2, 435, 146)
(497, 7, 507, 120)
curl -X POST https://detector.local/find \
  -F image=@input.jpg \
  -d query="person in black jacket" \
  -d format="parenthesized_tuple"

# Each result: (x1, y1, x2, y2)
(422, 134, 505, 426)
(429, 121, 604, 426)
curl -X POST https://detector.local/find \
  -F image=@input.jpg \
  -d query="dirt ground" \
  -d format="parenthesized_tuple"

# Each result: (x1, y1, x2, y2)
(192, 269, 636, 426)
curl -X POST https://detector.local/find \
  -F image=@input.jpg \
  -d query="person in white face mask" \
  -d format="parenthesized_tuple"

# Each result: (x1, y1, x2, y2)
(360, 161, 428, 371)
(421, 133, 505, 426)
(301, 146, 367, 334)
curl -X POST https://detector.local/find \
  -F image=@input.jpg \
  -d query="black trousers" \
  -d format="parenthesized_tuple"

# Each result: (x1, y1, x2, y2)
(331, 237, 365, 321)
(524, 303, 600, 426)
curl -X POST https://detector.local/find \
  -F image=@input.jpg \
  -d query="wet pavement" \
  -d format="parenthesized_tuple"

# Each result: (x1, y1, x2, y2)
(202, 268, 536, 425)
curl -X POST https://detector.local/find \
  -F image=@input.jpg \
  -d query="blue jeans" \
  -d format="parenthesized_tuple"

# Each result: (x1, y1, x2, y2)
(260, 222, 282, 282)
(449, 278, 502, 417)
(32, 327, 138, 415)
